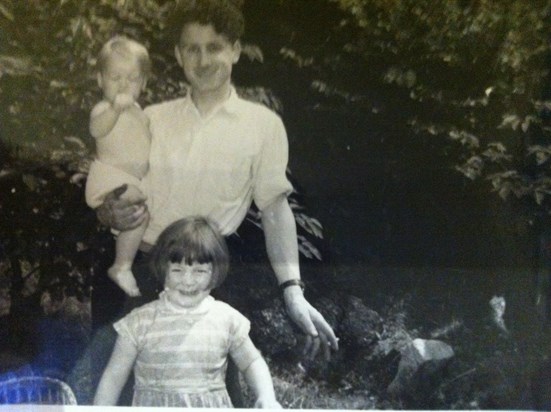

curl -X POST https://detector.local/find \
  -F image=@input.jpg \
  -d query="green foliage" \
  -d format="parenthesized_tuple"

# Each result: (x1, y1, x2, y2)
(0, 160, 101, 317)
(275, 0, 551, 214)
(0, 0, 325, 268)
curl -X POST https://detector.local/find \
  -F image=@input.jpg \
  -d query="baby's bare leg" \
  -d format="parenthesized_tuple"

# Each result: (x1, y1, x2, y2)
(108, 184, 149, 297)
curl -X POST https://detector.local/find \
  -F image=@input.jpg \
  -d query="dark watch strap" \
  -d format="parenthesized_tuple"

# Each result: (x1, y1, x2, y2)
(279, 279, 305, 291)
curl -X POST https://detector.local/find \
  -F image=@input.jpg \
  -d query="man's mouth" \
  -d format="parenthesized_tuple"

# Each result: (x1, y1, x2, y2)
(178, 288, 199, 296)
(196, 67, 217, 79)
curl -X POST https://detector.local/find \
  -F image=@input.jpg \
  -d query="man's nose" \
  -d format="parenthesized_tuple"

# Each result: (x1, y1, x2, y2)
(198, 49, 211, 66)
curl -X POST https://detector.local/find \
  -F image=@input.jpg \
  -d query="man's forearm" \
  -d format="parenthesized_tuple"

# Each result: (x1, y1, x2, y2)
(261, 194, 301, 285)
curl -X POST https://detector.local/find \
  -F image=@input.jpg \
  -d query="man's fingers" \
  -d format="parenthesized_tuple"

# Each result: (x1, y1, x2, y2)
(319, 333, 331, 362)
(292, 307, 318, 337)
(302, 335, 313, 357)
(309, 335, 321, 360)
(131, 207, 148, 226)
(317, 321, 339, 351)
(302, 334, 321, 360)
(285, 295, 339, 361)
(119, 205, 147, 229)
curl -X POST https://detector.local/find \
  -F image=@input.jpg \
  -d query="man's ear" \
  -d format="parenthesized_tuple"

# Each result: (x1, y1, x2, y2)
(232, 40, 241, 64)
(174, 45, 183, 67)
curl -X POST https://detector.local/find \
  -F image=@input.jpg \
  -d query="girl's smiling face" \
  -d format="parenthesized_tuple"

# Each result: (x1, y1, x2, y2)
(164, 260, 213, 308)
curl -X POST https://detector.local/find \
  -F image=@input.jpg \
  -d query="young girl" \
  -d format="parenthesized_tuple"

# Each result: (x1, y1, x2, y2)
(93, 216, 281, 408)
(85, 36, 151, 297)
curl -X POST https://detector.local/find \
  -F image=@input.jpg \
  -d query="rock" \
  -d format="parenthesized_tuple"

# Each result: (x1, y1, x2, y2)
(313, 295, 343, 331)
(297, 295, 385, 381)
(338, 296, 383, 349)
(249, 299, 298, 356)
(387, 338, 454, 399)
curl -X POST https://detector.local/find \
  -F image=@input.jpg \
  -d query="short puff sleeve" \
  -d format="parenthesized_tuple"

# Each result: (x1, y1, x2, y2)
(252, 114, 293, 211)
(227, 309, 261, 371)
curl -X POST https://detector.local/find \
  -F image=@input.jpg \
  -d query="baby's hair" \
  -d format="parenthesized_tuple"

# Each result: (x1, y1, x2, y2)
(97, 35, 151, 76)
(167, 0, 245, 46)
(150, 216, 229, 289)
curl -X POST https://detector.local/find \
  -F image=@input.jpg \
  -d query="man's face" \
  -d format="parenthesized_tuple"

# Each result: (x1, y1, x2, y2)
(175, 23, 241, 96)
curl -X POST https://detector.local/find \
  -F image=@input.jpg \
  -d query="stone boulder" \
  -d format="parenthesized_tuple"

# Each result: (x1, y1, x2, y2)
(387, 338, 454, 402)
(249, 298, 298, 356)
(338, 295, 383, 349)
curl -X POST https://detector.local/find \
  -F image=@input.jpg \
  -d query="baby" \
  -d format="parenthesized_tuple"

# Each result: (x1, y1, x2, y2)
(85, 36, 151, 296)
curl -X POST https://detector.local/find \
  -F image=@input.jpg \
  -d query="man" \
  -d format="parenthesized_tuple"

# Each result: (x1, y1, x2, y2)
(92, 0, 338, 360)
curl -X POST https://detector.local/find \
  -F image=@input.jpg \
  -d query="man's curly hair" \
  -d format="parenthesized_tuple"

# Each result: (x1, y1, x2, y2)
(167, 0, 245, 45)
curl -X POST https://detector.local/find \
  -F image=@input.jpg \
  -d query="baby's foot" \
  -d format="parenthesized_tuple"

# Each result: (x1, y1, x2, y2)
(108, 266, 141, 297)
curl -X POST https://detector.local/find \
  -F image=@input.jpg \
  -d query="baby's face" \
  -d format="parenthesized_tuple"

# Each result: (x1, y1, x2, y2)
(164, 260, 213, 308)
(98, 54, 146, 104)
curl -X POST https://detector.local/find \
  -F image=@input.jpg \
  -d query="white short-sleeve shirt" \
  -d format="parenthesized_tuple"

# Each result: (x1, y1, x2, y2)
(142, 88, 292, 244)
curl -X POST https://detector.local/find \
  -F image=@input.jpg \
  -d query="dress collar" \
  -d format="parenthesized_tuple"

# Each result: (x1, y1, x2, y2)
(160, 292, 215, 314)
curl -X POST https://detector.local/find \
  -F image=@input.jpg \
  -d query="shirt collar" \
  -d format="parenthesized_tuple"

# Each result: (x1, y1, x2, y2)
(182, 85, 240, 117)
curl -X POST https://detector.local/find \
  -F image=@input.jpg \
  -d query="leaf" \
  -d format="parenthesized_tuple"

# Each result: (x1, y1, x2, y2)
(0, 2, 13, 21)
(498, 186, 510, 200)
(64, 136, 87, 150)
(0, 55, 34, 76)
(521, 116, 533, 133)
(241, 44, 264, 63)
(536, 152, 549, 165)
(499, 114, 521, 130)
(297, 236, 322, 260)
(22, 174, 39, 192)
(305, 217, 323, 239)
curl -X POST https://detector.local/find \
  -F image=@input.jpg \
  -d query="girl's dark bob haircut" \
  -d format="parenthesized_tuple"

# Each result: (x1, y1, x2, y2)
(149, 216, 229, 289)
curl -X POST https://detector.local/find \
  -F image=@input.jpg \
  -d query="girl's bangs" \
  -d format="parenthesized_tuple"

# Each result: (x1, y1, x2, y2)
(167, 240, 213, 265)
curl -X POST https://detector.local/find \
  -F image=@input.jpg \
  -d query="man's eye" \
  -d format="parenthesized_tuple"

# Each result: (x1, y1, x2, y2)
(184, 45, 199, 54)
(207, 44, 223, 53)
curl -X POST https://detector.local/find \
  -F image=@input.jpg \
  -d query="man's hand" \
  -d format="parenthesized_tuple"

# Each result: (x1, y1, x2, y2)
(96, 184, 147, 231)
(283, 286, 339, 361)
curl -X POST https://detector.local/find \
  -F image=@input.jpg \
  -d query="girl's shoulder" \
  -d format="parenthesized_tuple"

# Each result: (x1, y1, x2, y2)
(209, 300, 248, 322)
(121, 299, 163, 323)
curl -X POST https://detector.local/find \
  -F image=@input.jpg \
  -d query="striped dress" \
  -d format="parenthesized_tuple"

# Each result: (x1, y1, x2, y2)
(114, 293, 261, 407)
